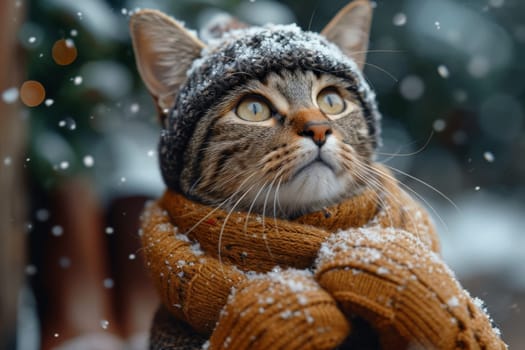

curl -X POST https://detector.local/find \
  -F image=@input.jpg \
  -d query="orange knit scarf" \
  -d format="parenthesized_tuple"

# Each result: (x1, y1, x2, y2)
(140, 166, 506, 349)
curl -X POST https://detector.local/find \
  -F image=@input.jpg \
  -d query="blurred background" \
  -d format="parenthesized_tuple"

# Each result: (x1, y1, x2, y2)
(1, 0, 524, 349)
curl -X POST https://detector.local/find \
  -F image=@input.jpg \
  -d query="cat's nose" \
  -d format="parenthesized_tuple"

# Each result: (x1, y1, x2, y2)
(300, 121, 332, 147)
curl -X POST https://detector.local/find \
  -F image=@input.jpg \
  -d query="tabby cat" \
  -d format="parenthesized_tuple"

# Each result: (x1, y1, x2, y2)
(130, 2, 507, 350)
(130, 0, 381, 219)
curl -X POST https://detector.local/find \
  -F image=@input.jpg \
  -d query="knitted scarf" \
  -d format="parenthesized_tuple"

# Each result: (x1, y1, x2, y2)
(140, 166, 506, 350)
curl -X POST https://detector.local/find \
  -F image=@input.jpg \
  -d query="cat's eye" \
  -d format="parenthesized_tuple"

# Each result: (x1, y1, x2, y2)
(236, 96, 272, 122)
(317, 89, 345, 115)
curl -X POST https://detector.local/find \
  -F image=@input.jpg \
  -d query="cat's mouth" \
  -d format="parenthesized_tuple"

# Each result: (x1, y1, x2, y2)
(293, 157, 335, 179)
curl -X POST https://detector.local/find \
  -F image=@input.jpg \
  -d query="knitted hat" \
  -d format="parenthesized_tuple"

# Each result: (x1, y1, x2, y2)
(159, 24, 381, 191)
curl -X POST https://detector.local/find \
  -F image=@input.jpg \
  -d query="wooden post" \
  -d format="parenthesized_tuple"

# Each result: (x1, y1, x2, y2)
(0, 0, 26, 348)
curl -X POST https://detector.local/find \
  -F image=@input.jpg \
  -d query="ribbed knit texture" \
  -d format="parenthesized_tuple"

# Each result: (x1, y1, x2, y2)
(209, 270, 350, 350)
(315, 229, 506, 350)
(140, 165, 506, 349)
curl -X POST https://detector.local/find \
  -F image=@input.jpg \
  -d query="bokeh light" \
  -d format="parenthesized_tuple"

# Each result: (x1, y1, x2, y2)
(51, 39, 78, 66)
(20, 80, 45, 107)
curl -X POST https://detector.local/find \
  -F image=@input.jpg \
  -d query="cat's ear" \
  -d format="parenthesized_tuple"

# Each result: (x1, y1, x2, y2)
(321, 0, 373, 71)
(130, 10, 205, 115)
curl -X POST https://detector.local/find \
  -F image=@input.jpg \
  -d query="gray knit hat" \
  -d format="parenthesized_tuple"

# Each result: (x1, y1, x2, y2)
(159, 24, 381, 191)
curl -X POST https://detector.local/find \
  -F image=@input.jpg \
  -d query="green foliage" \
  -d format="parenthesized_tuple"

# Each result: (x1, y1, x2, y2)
(24, 0, 525, 192)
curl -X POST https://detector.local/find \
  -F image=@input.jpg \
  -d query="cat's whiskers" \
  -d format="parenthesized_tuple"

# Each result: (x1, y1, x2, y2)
(346, 137, 428, 240)
(359, 163, 435, 243)
(350, 49, 404, 55)
(260, 170, 288, 260)
(261, 147, 303, 184)
(351, 163, 395, 224)
(374, 131, 434, 161)
(188, 176, 203, 194)
(273, 176, 284, 233)
(383, 164, 460, 214)
(197, 162, 260, 201)
(329, 61, 399, 83)
(335, 142, 410, 235)
(211, 170, 256, 195)
(217, 182, 259, 275)
(243, 178, 272, 234)
(259, 144, 298, 167)
(352, 159, 422, 239)
(359, 161, 451, 232)
(307, 7, 318, 31)
(266, 177, 282, 256)
(184, 172, 259, 236)
(354, 166, 427, 251)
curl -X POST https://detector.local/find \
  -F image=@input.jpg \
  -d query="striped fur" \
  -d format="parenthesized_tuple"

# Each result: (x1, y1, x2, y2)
(179, 70, 376, 218)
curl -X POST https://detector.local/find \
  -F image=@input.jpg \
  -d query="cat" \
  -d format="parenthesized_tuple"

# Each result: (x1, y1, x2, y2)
(130, 0, 381, 219)
(129, 2, 507, 350)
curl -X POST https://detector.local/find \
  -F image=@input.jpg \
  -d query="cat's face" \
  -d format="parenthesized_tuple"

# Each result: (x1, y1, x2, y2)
(130, 1, 376, 218)
(180, 70, 374, 217)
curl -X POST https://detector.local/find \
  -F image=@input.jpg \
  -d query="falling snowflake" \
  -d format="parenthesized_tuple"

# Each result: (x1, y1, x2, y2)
(130, 103, 140, 113)
(65, 38, 75, 48)
(2, 87, 19, 104)
(103, 278, 114, 289)
(59, 256, 71, 268)
(36, 209, 50, 221)
(399, 75, 425, 101)
(25, 264, 37, 276)
(489, 0, 505, 8)
(437, 65, 450, 78)
(59, 161, 69, 170)
(392, 13, 407, 27)
(483, 151, 495, 163)
(83, 155, 94, 167)
(433, 119, 446, 132)
(467, 55, 490, 78)
(73, 76, 83, 85)
(67, 118, 77, 130)
(51, 225, 64, 237)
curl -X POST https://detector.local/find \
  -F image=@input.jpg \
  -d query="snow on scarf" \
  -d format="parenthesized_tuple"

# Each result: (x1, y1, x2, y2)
(140, 165, 506, 350)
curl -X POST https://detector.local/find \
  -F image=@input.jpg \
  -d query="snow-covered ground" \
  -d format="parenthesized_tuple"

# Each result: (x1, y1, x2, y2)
(437, 191, 525, 290)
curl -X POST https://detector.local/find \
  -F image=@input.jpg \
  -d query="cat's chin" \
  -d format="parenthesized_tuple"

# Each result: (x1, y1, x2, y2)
(275, 162, 354, 218)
